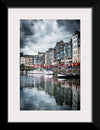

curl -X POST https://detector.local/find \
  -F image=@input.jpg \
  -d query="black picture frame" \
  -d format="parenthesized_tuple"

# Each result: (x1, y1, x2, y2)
(1, 0, 100, 129)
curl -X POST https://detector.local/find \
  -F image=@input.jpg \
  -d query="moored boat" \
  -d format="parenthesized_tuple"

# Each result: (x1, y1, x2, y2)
(57, 73, 80, 79)
(57, 74, 66, 77)
(44, 68, 54, 75)
(27, 70, 44, 74)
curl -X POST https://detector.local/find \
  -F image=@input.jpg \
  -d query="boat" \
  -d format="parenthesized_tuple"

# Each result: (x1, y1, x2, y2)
(44, 75, 53, 78)
(57, 73, 80, 79)
(27, 70, 34, 74)
(58, 78, 66, 81)
(27, 70, 44, 74)
(57, 74, 66, 77)
(44, 68, 54, 75)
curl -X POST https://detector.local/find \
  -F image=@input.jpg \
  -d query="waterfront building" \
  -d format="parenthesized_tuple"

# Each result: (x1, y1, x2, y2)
(67, 42, 72, 58)
(67, 42, 72, 64)
(78, 46, 80, 63)
(38, 52, 45, 65)
(45, 51, 47, 65)
(20, 31, 80, 67)
(20, 52, 23, 57)
(46, 48, 54, 65)
(41, 53, 45, 65)
(33, 55, 40, 65)
(33, 55, 36, 65)
(56, 42, 60, 63)
(20, 56, 25, 65)
(64, 42, 72, 65)
(46, 50, 49, 65)
(59, 42, 64, 64)
(53, 48, 57, 64)
(38, 52, 44, 57)
(32, 55, 34, 65)
(56, 52, 60, 61)
(33, 52, 45, 67)
(33, 55, 37, 65)
(56, 41, 64, 64)
(24, 55, 33, 66)
(72, 31, 80, 63)
(64, 43, 68, 59)
(52, 49, 54, 65)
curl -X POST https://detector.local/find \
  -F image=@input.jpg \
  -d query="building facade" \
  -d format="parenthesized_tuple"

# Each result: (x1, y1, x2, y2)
(25, 55, 33, 66)
(45, 52, 47, 65)
(20, 57, 25, 65)
(20, 31, 80, 67)
(64, 43, 68, 59)
(38, 52, 45, 65)
(55, 41, 64, 64)
(78, 46, 80, 63)
(67, 42, 72, 64)
(46, 48, 54, 65)
(72, 31, 80, 63)
(53, 48, 56, 64)
(67, 42, 72, 58)
(64, 42, 72, 65)
(59, 41, 64, 64)
(33, 55, 40, 65)
(56, 42, 60, 62)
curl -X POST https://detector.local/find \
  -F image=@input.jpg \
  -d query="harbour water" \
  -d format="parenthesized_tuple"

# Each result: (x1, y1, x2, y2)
(20, 73, 80, 110)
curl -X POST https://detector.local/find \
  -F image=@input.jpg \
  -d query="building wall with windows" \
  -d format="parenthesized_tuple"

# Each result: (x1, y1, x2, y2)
(55, 41, 64, 64)
(59, 46, 64, 60)
(64, 42, 72, 65)
(41, 53, 45, 65)
(20, 57, 25, 65)
(64, 43, 68, 59)
(56, 42, 60, 61)
(33, 55, 37, 65)
(47, 49, 52, 65)
(45, 52, 47, 65)
(72, 32, 80, 63)
(52, 49, 54, 65)
(67, 42, 72, 58)
(38, 52, 45, 65)
(33, 55, 40, 65)
(78, 46, 80, 63)
(20, 31, 80, 66)
(53, 48, 56, 64)
(47, 48, 54, 65)
(25, 55, 33, 66)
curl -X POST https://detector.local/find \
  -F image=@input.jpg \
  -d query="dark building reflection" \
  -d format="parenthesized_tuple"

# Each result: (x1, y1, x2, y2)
(20, 74, 80, 110)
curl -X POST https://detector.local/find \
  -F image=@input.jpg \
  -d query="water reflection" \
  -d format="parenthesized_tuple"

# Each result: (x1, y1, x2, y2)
(20, 74, 80, 110)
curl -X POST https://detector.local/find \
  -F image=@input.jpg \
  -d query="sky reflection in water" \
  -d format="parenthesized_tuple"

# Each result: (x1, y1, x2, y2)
(20, 74, 80, 110)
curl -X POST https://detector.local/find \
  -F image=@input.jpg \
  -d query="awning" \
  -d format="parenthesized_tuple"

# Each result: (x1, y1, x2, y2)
(70, 63, 80, 66)
(40, 64, 44, 67)
(62, 64, 68, 67)
(60, 64, 64, 66)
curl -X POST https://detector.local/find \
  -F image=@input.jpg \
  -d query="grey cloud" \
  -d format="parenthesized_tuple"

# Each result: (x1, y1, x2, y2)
(20, 20, 80, 54)
(20, 20, 38, 48)
(20, 20, 34, 35)
(45, 24, 53, 34)
(57, 20, 80, 34)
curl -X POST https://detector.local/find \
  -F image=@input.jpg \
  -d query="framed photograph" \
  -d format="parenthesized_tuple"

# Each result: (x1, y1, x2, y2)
(1, 0, 100, 129)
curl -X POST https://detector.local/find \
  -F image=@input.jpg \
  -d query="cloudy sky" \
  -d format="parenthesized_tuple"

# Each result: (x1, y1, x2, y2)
(20, 20, 80, 55)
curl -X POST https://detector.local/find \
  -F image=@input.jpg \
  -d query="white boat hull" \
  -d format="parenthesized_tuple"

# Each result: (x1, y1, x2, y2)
(44, 71, 54, 75)
(57, 74, 66, 77)
(27, 70, 44, 74)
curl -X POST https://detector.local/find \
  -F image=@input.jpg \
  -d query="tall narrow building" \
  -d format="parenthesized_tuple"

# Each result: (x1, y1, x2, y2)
(72, 31, 80, 63)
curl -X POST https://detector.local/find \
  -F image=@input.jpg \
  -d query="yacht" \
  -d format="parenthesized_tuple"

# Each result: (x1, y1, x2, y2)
(44, 68, 54, 75)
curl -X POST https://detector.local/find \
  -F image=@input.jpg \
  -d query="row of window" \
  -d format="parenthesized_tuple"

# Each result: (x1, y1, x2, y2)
(72, 34, 78, 40)
(73, 50, 78, 55)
